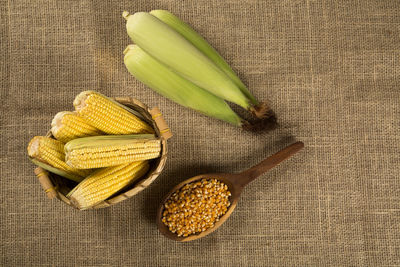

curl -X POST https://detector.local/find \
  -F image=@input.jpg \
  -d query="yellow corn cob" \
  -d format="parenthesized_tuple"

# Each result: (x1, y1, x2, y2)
(64, 134, 161, 169)
(51, 111, 102, 143)
(27, 136, 91, 182)
(73, 91, 154, 135)
(67, 161, 150, 209)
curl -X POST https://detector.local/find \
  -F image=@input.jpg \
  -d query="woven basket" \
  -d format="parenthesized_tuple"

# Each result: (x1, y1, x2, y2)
(33, 97, 172, 210)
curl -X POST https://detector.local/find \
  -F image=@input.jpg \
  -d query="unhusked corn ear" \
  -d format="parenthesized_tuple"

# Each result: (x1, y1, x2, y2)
(67, 161, 150, 209)
(124, 45, 243, 127)
(73, 91, 154, 135)
(51, 111, 102, 143)
(27, 136, 91, 182)
(149, 10, 258, 105)
(65, 134, 161, 169)
(123, 12, 250, 109)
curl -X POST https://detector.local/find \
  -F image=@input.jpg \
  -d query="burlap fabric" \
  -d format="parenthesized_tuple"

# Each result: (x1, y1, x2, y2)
(1, 0, 399, 266)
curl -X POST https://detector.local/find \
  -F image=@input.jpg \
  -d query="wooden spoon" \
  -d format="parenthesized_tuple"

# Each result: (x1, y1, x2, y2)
(156, 141, 304, 242)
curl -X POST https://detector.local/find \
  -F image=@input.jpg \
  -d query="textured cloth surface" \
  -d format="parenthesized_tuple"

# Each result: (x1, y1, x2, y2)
(1, 0, 399, 266)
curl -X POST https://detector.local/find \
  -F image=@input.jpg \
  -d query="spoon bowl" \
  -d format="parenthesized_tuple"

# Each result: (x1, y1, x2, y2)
(156, 141, 304, 242)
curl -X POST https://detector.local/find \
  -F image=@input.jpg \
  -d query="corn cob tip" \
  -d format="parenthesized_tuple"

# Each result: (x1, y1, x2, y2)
(51, 111, 67, 129)
(73, 91, 93, 111)
(122, 11, 130, 20)
(124, 11, 150, 22)
(51, 111, 79, 134)
(123, 45, 136, 55)
(27, 136, 40, 158)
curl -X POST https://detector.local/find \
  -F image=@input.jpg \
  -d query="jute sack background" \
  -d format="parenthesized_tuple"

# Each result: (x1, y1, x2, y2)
(1, 0, 399, 266)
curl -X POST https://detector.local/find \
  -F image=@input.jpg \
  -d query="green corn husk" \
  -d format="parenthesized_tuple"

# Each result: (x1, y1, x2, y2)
(64, 134, 157, 151)
(30, 158, 83, 183)
(123, 11, 250, 110)
(149, 10, 258, 105)
(123, 45, 243, 127)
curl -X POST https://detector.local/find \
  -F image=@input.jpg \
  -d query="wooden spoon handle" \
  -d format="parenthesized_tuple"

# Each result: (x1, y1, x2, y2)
(236, 141, 304, 188)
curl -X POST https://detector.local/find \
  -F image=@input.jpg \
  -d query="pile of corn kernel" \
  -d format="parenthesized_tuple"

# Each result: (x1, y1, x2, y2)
(162, 178, 231, 237)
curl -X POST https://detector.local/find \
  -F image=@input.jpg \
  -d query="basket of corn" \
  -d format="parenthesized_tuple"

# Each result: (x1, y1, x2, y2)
(27, 91, 172, 210)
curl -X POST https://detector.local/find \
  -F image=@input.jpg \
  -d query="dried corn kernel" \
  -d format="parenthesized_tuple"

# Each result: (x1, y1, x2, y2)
(162, 178, 231, 237)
